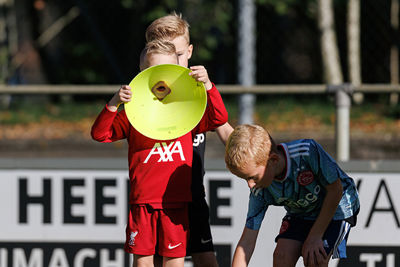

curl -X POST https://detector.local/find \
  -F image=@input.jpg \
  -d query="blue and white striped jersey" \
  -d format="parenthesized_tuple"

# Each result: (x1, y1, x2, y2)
(245, 139, 360, 231)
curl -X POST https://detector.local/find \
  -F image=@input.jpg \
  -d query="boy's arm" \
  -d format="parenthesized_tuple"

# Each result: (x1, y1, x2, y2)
(302, 178, 343, 266)
(232, 226, 259, 267)
(189, 65, 228, 133)
(192, 83, 228, 133)
(106, 85, 131, 111)
(91, 86, 132, 142)
(189, 66, 212, 90)
(215, 122, 234, 145)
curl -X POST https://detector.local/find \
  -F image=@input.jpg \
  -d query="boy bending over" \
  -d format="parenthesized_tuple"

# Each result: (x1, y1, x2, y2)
(225, 124, 360, 267)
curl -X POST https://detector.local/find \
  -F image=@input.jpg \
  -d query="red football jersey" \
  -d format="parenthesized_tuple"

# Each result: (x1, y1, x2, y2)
(91, 85, 228, 205)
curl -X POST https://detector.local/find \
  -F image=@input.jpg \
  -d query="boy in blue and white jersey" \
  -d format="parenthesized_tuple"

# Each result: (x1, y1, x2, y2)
(225, 124, 360, 267)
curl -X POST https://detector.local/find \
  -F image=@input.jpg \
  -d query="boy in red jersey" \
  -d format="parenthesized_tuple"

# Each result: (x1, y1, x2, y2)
(91, 39, 228, 267)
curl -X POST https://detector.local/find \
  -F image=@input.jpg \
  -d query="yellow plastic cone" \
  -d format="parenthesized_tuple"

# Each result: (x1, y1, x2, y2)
(125, 64, 207, 140)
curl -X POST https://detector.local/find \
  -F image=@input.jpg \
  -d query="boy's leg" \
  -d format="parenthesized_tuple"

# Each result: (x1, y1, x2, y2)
(191, 252, 218, 267)
(153, 254, 163, 267)
(163, 256, 185, 267)
(273, 216, 310, 267)
(133, 255, 154, 267)
(311, 252, 332, 267)
(273, 238, 302, 267)
(187, 199, 218, 267)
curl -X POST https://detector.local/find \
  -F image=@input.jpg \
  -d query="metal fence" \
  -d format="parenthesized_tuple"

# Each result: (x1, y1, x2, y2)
(1, 83, 399, 162)
(1, 83, 400, 94)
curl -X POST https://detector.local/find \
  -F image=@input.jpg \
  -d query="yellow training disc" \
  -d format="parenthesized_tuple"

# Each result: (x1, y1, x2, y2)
(124, 64, 207, 140)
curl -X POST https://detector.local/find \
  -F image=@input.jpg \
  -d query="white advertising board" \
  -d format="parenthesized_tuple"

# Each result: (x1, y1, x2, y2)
(0, 169, 399, 267)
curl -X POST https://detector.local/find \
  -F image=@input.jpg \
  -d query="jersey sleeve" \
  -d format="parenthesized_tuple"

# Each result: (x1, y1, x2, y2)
(245, 190, 269, 230)
(193, 84, 228, 134)
(308, 140, 343, 186)
(91, 105, 130, 143)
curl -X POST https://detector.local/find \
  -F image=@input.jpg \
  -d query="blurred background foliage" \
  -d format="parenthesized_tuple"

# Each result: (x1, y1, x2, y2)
(2, 0, 396, 86)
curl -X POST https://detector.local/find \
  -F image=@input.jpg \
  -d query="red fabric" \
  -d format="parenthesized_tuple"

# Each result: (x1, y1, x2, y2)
(91, 85, 228, 204)
(124, 204, 189, 257)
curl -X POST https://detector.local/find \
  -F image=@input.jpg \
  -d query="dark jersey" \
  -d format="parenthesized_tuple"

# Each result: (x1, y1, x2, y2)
(191, 133, 206, 200)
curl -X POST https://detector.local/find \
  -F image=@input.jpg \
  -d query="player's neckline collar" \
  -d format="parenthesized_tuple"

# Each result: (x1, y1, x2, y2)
(275, 144, 290, 182)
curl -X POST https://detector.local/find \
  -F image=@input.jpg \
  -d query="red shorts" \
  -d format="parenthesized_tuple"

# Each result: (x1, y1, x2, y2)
(124, 204, 189, 258)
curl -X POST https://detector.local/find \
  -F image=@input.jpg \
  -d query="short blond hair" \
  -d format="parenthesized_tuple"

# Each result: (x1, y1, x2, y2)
(140, 39, 176, 70)
(225, 124, 277, 172)
(145, 12, 190, 44)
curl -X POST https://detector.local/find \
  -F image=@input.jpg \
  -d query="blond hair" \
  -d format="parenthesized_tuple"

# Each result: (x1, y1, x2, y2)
(145, 12, 190, 44)
(139, 39, 176, 70)
(225, 124, 277, 172)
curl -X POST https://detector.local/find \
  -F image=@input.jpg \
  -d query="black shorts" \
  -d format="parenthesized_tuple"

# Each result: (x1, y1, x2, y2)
(186, 198, 215, 254)
(275, 215, 354, 259)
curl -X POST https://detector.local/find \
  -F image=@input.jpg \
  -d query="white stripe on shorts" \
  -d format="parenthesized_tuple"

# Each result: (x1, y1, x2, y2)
(332, 221, 351, 259)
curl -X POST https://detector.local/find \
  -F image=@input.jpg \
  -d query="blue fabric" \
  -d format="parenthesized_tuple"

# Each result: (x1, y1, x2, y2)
(335, 233, 349, 259)
(246, 139, 360, 231)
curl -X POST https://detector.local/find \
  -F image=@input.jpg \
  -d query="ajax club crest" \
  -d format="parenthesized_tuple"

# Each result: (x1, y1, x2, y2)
(296, 170, 314, 186)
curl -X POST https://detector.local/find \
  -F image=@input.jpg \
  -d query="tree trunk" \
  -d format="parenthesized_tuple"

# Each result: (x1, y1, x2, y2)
(0, 0, 13, 108)
(13, 0, 47, 84)
(347, 0, 363, 104)
(0, 0, 9, 83)
(12, 0, 48, 105)
(318, 0, 343, 84)
(238, 0, 256, 124)
(390, 0, 399, 105)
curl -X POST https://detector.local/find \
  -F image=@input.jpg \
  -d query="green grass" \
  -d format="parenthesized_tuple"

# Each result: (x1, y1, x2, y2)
(1, 99, 105, 124)
(1, 95, 399, 133)
(223, 94, 400, 134)
(223, 94, 336, 125)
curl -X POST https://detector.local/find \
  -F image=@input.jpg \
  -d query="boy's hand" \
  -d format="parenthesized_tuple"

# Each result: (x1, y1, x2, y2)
(302, 235, 328, 267)
(189, 65, 213, 90)
(302, 179, 342, 266)
(108, 85, 132, 112)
